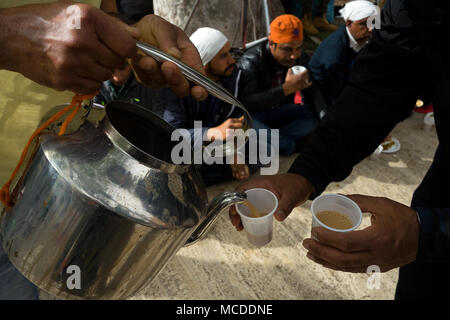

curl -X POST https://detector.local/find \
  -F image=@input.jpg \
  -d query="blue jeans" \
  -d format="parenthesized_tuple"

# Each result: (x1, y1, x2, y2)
(252, 104, 318, 156)
(0, 244, 39, 300)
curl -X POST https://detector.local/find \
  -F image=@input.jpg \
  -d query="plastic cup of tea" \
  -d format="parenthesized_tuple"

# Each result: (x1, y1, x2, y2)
(291, 65, 307, 75)
(235, 188, 278, 247)
(310, 194, 362, 239)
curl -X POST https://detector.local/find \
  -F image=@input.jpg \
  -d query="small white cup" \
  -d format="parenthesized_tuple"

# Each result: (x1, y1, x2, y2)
(370, 145, 383, 159)
(310, 194, 362, 237)
(423, 112, 435, 131)
(291, 65, 307, 75)
(235, 188, 278, 247)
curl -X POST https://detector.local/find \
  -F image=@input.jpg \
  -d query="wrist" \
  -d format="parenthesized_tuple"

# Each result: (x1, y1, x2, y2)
(0, 6, 28, 73)
(285, 173, 315, 204)
(0, 8, 12, 70)
(282, 82, 296, 96)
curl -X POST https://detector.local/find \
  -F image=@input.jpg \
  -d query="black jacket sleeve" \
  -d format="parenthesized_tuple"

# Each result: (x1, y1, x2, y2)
(289, 1, 425, 196)
(238, 65, 286, 113)
(414, 207, 450, 262)
(237, 49, 286, 113)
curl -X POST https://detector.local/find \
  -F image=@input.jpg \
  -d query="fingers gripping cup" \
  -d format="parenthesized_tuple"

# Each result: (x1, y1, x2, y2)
(310, 194, 362, 239)
(235, 188, 278, 247)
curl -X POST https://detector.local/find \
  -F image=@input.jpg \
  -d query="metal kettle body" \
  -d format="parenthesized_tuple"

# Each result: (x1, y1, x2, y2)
(0, 101, 245, 299)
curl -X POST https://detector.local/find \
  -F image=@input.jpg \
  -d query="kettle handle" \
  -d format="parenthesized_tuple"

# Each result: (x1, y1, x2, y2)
(184, 191, 247, 246)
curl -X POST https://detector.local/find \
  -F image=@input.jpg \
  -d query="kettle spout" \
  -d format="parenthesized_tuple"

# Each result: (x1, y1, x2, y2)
(185, 191, 247, 246)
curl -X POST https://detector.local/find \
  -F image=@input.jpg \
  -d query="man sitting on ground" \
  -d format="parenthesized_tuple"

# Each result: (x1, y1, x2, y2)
(238, 14, 318, 157)
(308, 0, 379, 108)
(163, 27, 256, 187)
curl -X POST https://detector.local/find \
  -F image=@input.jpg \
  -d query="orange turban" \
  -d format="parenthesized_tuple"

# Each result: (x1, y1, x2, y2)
(269, 14, 303, 43)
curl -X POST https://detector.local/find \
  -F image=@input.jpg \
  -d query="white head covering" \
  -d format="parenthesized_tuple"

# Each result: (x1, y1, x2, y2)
(339, 0, 379, 22)
(189, 27, 229, 66)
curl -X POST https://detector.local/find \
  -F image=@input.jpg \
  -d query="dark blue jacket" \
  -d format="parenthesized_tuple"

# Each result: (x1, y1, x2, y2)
(308, 26, 359, 108)
(163, 67, 243, 146)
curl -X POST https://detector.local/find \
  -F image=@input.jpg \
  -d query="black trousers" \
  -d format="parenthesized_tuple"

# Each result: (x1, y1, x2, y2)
(395, 145, 450, 299)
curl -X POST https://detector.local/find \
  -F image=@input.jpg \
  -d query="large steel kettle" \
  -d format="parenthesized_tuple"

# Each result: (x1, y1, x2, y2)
(0, 101, 247, 300)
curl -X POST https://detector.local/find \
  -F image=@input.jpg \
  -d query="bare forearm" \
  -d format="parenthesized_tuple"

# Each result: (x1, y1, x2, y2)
(0, 5, 49, 80)
(240, 86, 285, 112)
(0, 7, 18, 71)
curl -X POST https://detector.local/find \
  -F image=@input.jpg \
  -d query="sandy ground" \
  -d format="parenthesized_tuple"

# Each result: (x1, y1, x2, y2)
(128, 110, 438, 300)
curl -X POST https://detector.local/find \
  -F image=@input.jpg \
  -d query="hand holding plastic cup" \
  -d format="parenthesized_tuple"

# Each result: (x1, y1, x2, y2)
(235, 188, 278, 247)
(291, 65, 312, 88)
(291, 65, 307, 75)
(310, 194, 362, 239)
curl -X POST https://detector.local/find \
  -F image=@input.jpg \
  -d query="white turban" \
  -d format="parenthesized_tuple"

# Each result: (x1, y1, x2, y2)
(339, 0, 379, 22)
(189, 27, 229, 66)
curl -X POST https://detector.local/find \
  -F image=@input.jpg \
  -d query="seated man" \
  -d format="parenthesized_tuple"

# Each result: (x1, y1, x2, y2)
(163, 27, 257, 187)
(308, 0, 379, 108)
(238, 14, 318, 156)
(93, 63, 165, 116)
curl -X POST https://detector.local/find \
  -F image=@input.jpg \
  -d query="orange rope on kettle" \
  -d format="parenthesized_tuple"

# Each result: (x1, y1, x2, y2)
(0, 93, 96, 207)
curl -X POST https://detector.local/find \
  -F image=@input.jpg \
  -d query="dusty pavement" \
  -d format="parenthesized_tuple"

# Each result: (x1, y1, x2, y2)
(132, 110, 438, 300)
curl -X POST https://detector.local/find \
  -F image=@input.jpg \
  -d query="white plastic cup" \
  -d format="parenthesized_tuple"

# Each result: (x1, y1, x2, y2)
(370, 145, 383, 159)
(291, 65, 307, 75)
(235, 188, 278, 247)
(310, 194, 362, 238)
(423, 112, 435, 131)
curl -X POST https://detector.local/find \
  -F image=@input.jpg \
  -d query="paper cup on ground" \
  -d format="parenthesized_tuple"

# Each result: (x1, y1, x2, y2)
(291, 65, 307, 75)
(310, 194, 362, 239)
(236, 188, 278, 247)
(370, 145, 383, 159)
(423, 112, 435, 131)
